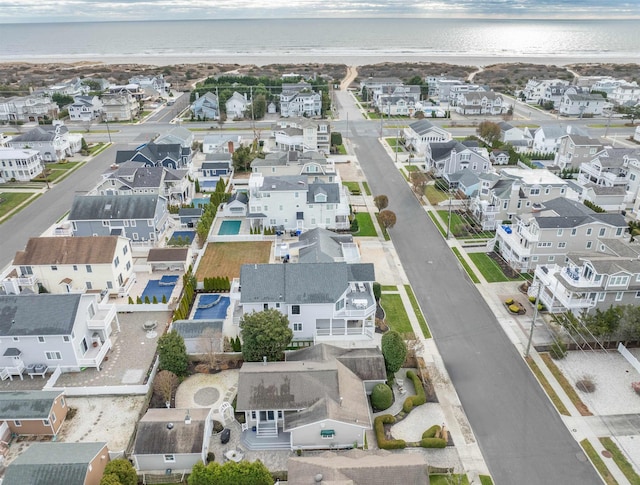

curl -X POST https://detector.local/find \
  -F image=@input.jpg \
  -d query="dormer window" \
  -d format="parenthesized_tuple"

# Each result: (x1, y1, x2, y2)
(315, 193, 327, 203)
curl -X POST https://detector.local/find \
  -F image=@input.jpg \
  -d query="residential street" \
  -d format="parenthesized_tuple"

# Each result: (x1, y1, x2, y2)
(336, 90, 601, 484)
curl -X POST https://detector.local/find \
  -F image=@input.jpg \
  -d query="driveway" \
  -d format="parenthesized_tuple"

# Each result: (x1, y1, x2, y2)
(334, 90, 601, 484)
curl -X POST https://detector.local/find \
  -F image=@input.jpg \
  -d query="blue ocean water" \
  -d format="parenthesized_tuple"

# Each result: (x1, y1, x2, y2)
(0, 18, 638, 64)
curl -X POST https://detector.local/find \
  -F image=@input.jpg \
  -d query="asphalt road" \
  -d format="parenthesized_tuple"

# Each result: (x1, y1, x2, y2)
(0, 144, 124, 269)
(334, 90, 601, 484)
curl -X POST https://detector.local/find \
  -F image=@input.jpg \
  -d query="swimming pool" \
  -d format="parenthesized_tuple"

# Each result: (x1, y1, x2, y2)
(193, 293, 231, 320)
(141, 275, 178, 302)
(218, 220, 241, 235)
(170, 230, 195, 244)
(192, 197, 210, 208)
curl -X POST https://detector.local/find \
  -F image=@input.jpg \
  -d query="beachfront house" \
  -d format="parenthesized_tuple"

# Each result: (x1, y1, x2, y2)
(280, 82, 322, 118)
(68, 96, 103, 122)
(235, 344, 384, 450)
(225, 91, 250, 119)
(4, 235, 135, 297)
(454, 91, 506, 116)
(101, 93, 139, 121)
(68, 194, 170, 244)
(559, 91, 606, 117)
(0, 293, 118, 376)
(190, 92, 219, 120)
(239, 262, 376, 342)
(403, 120, 452, 156)
(272, 119, 331, 153)
(0, 95, 59, 123)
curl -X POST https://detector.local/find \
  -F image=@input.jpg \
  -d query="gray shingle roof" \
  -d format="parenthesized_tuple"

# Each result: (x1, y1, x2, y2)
(69, 194, 163, 220)
(261, 175, 308, 191)
(133, 408, 210, 455)
(408, 119, 435, 135)
(297, 227, 353, 263)
(0, 294, 81, 336)
(240, 262, 375, 305)
(535, 197, 626, 228)
(2, 442, 107, 485)
(0, 391, 63, 419)
(307, 183, 340, 204)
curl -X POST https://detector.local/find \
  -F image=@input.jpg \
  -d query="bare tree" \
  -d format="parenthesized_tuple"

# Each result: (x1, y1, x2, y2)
(373, 194, 389, 211)
(409, 171, 429, 195)
(153, 370, 179, 405)
(379, 210, 397, 229)
(198, 327, 223, 370)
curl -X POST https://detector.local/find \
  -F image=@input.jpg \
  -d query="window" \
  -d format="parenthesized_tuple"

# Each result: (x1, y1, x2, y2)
(558, 242, 567, 248)
(586, 241, 592, 249)
(291, 305, 300, 315)
(609, 275, 629, 286)
(45, 351, 62, 360)
(126, 261, 131, 271)
(43, 419, 50, 426)
(571, 228, 577, 236)
(114, 256, 119, 266)
(37, 336, 45, 343)
(616, 228, 623, 236)
(537, 242, 552, 248)
(586, 228, 592, 236)
(275, 303, 280, 308)
(530, 188, 540, 196)
(107, 281, 113, 289)
(615, 291, 624, 301)
(13, 420, 21, 427)
(12, 337, 19, 342)
(321, 429, 336, 439)
(51, 412, 56, 423)
(635, 291, 640, 298)
(599, 228, 606, 237)
(86, 265, 92, 273)
(545, 187, 550, 194)
(131, 221, 136, 227)
(123, 245, 128, 255)
(548, 255, 555, 262)
(73, 265, 78, 271)
(293, 323, 303, 332)
(251, 411, 256, 420)
(51, 265, 58, 271)
(63, 336, 70, 342)
(557, 229, 563, 237)
(598, 292, 606, 301)
(164, 455, 176, 463)
(60, 397, 65, 407)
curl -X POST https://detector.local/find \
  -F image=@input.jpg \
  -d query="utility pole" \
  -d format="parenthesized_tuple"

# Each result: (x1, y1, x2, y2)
(105, 117, 112, 143)
(525, 277, 544, 357)
(446, 190, 453, 239)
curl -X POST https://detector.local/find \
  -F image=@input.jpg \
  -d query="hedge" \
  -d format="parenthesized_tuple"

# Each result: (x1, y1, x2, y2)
(374, 414, 406, 450)
(420, 425, 447, 448)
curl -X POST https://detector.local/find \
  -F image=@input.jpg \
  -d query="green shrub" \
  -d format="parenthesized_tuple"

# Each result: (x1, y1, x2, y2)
(374, 414, 406, 450)
(403, 396, 414, 413)
(508, 304, 520, 313)
(422, 425, 441, 438)
(162, 294, 167, 304)
(420, 437, 447, 448)
(128, 296, 134, 304)
(152, 295, 158, 304)
(144, 295, 151, 304)
(136, 296, 142, 304)
(373, 282, 382, 301)
(528, 296, 536, 303)
(406, 370, 426, 406)
(371, 383, 393, 411)
(550, 339, 567, 360)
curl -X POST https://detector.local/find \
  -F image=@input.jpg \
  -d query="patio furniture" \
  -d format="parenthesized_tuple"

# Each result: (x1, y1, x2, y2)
(224, 449, 243, 462)
(143, 320, 158, 331)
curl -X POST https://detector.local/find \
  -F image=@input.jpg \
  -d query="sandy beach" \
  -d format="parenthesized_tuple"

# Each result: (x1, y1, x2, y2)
(2, 53, 638, 68)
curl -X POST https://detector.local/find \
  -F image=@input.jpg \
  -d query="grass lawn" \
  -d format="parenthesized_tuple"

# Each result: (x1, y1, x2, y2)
(405, 164, 419, 171)
(375, 213, 391, 240)
(479, 476, 494, 485)
(427, 212, 446, 237)
(467, 252, 514, 283)
(540, 353, 592, 416)
(525, 357, 570, 415)
(385, 138, 405, 152)
(195, 241, 271, 281)
(335, 144, 347, 154)
(88, 142, 106, 155)
(452, 248, 480, 283)
(343, 181, 361, 194)
(0, 192, 33, 219)
(404, 284, 431, 338)
(380, 293, 414, 337)
(430, 474, 470, 485)
(33, 162, 83, 183)
(581, 439, 618, 485)
(381, 285, 397, 292)
(599, 437, 640, 484)
(353, 212, 377, 237)
(362, 182, 371, 195)
(425, 185, 449, 205)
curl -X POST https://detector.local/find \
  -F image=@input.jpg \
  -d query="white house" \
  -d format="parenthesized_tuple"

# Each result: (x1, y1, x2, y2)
(4, 235, 135, 297)
(403, 119, 452, 156)
(280, 82, 322, 118)
(225, 91, 250, 119)
(531, 124, 589, 155)
(425, 140, 491, 178)
(202, 134, 241, 154)
(68, 96, 103, 122)
(0, 293, 118, 376)
(0, 148, 43, 182)
(272, 119, 331, 153)
(7, 122, 81, 162)
(559, 92, 606, 117)
(0, 95, 59, 123)
(239, 262, 375, 343)
(455, 91, 506, 116)
(101, 93, 139, 122)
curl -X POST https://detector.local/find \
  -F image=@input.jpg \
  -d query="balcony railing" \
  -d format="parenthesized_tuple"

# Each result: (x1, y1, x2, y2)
(77, 338, 111, 369)
(88, 305, 117, 330)
(16, 275, 38, 286)
(117, 273, 136, 296)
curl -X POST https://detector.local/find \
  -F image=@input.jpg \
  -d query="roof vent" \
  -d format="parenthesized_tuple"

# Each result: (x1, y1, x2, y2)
(166, 423, 174, 430)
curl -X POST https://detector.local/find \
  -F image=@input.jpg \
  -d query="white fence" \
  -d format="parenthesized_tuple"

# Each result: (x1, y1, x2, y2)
(618, 343, 640, 375)
(208, 234, 269, 243)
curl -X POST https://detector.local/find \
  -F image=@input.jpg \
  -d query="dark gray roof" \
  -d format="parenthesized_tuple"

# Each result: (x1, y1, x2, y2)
(288, 344, 386, 381)
(173, 320, 223, 339)
(429, 140, 467, 161)
(178, 207, 202, 217)
(0, 391, 63, 419)
(228, 192, 249, 204)
(535, 197, 626, 228)
(2, 442, 107, 485)
(133, 408, 210, 455)
(108, 164, 164, 189)
(10, 125, 67, 143)
(204, 152, 232, 162)
(116, 142, 181, 165)
(307, 183, 340, 204)
(202, 162, 230, 170)
(262, 175, 308, 191)
(240, 262, 375, 305)
(408, 119, 435, 135)
(69, 194, 163, 220)
(0, 294, 81, 336)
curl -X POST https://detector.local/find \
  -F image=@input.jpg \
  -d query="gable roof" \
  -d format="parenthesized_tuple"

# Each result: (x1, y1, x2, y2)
(307, 183, 340, 204)
(0, 294, 81, 336)
(240, 262, 375, 305)
(0, 391, 63, 419)
(133, 408, 210, 455)
(534, 197, 626, 228)
(68, 194, 163, 221)
(2, 442, 107, 485)
(296, 227, 353, 263)
(13, 236, 121, 266)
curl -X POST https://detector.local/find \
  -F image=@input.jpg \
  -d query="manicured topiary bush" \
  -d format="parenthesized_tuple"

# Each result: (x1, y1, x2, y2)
(374, 414, 406, 450)
(419, 424, 447, 448)
(505, 298, 514, 305)
(402, 396, 414, 413)
(406, 371, 426, 406)
(508, 304, 521, 314)
(371, 383, 393, 411)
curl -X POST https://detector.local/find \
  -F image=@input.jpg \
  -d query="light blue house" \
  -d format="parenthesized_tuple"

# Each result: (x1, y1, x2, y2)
(190, 92, 219, 120)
